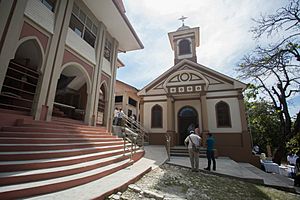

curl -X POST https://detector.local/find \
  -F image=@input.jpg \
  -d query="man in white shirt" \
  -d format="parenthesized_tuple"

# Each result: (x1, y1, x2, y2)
(113, 108, 119, 125)
(184, 130, 202, 172)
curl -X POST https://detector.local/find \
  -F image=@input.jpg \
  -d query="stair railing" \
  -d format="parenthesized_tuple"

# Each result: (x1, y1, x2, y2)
(165, 133, 171, 161)
(121, 128, 137, 161)
(121, 114, 149, 149)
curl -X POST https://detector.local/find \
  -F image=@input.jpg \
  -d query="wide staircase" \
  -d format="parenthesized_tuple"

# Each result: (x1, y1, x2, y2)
(170, 146, 207, 157)
(0, 118, 145, 200)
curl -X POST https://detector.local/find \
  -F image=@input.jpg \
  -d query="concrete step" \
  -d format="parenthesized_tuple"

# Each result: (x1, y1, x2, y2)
(16, 117, 93, 128)
(170, 146, 207, 158)
(26, 157, 152, 200)
(18, 123, 107, 132)
(0, 148, 136, 172)
(0, 132, 116, 139)
(170, 149, 206, 153)
(0, 159, 132, 200)
(171, 152, 207, 157)
(0, 137, 122, 144)
(1, 126, 108, 134)
(0, 144, 130, 161)
(0, 141, 125, 151)
(0, 151, 137, 186)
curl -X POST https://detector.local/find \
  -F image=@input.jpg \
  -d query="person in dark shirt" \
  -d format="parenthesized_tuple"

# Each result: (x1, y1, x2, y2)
(204, 133, 216, 171)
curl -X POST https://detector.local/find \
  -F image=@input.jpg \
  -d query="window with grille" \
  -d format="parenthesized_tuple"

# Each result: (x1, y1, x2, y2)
(151, 105, 163, 128)
(104, 40, 112, 61)
(216, 101, 231, 127)
(40, 0, 56, 12)
(69, 3, 97, 47)
(128, 97, 137, 107)
(115, 95, 123, 103)
(178, 39, 191, 55)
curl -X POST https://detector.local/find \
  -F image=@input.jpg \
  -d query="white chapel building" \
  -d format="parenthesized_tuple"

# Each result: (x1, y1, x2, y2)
(138, 23, 253, 162)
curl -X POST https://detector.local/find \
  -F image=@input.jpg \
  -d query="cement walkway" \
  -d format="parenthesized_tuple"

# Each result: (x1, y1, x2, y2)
(163, 147, 298, 193)
(144, 145, 299, 194)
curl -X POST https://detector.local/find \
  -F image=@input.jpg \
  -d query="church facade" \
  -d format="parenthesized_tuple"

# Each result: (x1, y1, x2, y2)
(138, 24, 253, 162)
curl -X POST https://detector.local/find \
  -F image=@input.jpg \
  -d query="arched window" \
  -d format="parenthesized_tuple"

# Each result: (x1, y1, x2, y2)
(151, 105, 163, 128)
(216, 101, 231, 127)
(179, 39, 191, 55)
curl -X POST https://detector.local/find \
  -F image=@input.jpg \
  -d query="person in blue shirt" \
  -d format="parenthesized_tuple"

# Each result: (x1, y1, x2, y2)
(204, 133, 216, 171)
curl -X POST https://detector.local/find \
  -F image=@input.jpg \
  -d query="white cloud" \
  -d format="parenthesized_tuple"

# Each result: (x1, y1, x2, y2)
(117, 0, 287, 89)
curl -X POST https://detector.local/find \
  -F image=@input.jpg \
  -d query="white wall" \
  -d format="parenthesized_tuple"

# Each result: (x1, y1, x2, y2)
(207, 98, 242, 133)
(25, 0, 54, 34)
(102, 58, 111, 76)
(66, 28, 96, 65)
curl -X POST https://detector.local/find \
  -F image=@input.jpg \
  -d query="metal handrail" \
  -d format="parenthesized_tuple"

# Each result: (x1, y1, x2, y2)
(165, 133, 171, 161)
(121, 127, 137, 161)
(116, 114, 149, 161)
(121, 114, 149, 148)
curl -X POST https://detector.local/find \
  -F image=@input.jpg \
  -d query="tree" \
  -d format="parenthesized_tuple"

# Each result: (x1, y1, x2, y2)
(245, 96, 281, 155)
(237, 0, 300, 164)
(251, 0, 300, 61)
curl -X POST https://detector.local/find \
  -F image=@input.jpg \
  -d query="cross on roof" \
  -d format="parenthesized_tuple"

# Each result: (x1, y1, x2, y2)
(178, 16, 188, 26)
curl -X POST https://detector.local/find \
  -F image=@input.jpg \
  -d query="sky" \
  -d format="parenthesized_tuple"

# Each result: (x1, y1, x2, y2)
(117, 0, 300, 117)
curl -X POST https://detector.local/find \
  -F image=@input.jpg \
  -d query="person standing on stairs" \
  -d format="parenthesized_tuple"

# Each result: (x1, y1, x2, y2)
(113, 107, 119, 125)
(184, 130, 202, 172)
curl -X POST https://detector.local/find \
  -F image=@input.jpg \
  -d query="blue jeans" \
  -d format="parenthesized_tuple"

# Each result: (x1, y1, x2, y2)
(206, 150, 216, 170)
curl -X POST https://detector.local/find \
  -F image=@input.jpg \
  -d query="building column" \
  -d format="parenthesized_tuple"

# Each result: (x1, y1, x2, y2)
(136, 100, 140, 122)
(238, 91, 251, 148)
(122, 92, 127, 113)
(0, 0, 28, 93)
(89, 22, 106, 126)
(139, 98, 144, 124)
(166, 95, 175, 145)
(106, 38, 119, 133)
(32, 0, 71, 121)
(200, 91, 209, 145)
(44, 0, 74, 122)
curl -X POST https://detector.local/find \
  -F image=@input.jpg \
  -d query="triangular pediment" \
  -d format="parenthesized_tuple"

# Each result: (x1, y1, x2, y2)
(138, 59, 246, 96)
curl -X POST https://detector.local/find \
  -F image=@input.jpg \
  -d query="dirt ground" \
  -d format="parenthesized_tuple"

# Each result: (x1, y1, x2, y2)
(108, 164, 300, 200)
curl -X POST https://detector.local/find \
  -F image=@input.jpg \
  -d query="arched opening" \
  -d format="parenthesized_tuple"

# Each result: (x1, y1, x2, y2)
(97, 83, 106, 125)
(179, 39, 191, 55)
(0, 39, 42, 113)
(178, 106, 198, 145)
(53, 64, 89, 121)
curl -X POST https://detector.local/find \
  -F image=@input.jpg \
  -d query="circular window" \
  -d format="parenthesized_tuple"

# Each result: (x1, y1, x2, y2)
(180, 73, 189, 81)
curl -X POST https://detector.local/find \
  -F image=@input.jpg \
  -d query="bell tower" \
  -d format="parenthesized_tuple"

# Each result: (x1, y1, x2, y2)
(168, 16, 200, 64)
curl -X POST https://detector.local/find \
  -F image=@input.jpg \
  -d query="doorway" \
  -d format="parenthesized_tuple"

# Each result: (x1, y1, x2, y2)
(53, 65, 88, 121)
(178, 106, 198, 145)
(0, 39, 42, 114)
(97, 84, 106, 125)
